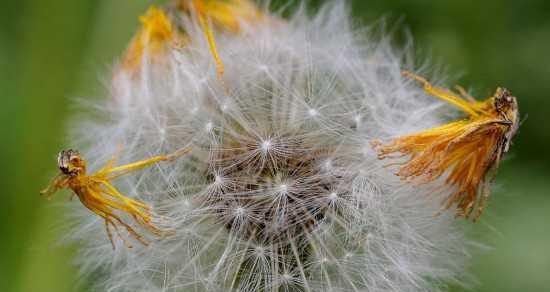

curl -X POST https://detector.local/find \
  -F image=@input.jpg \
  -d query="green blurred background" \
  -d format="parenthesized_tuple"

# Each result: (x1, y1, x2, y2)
(1, 0, 549, 291)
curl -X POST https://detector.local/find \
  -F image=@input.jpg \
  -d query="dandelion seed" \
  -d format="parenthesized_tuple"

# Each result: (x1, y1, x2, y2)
(261, 139, 271, 152)
(205, 121, 214, 132)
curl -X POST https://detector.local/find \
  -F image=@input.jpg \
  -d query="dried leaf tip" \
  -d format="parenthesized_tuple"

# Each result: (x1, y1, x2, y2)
(40, 147, 191, 248)
(373, 71, 519, 220)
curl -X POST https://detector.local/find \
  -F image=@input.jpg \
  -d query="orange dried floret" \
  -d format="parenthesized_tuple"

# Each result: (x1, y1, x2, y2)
(40, 147, 190, 248)
(178, 0, 269, 79)
(177, 0, 264, 33)
(122, 6, 185, 69)
(373, 71, 519, 219)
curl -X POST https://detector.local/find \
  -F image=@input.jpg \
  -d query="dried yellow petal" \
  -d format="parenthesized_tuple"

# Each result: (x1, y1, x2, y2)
(122, 6, 184, 69)
(41, 147, 190, 248)
(373, 72, 519, 219)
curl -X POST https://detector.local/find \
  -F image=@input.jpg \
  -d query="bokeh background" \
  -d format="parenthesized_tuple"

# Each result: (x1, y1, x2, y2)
(1, 0, 549, 291)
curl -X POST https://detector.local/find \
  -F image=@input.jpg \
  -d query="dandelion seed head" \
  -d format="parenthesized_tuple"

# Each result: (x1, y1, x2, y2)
(65, 1, 472, 291)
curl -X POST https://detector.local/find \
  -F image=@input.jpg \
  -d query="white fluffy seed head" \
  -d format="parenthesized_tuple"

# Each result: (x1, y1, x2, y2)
(65, 1, 471, 291)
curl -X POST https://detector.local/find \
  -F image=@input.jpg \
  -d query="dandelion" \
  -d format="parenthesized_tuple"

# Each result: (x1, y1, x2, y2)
(57, 1, 480, 291)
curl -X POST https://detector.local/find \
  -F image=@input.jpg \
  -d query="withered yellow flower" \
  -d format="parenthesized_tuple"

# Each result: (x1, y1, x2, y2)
(175, 0, 264, 33)
(122, 6, 185, 69)
(40, 147, 190, 248)
(178, 0, 266, 79)
(373, 71, 519, 219)
(121, 1, 265, 76)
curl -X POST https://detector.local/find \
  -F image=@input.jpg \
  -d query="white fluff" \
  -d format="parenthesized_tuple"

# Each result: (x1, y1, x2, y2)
(65, 2, 471, 291)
